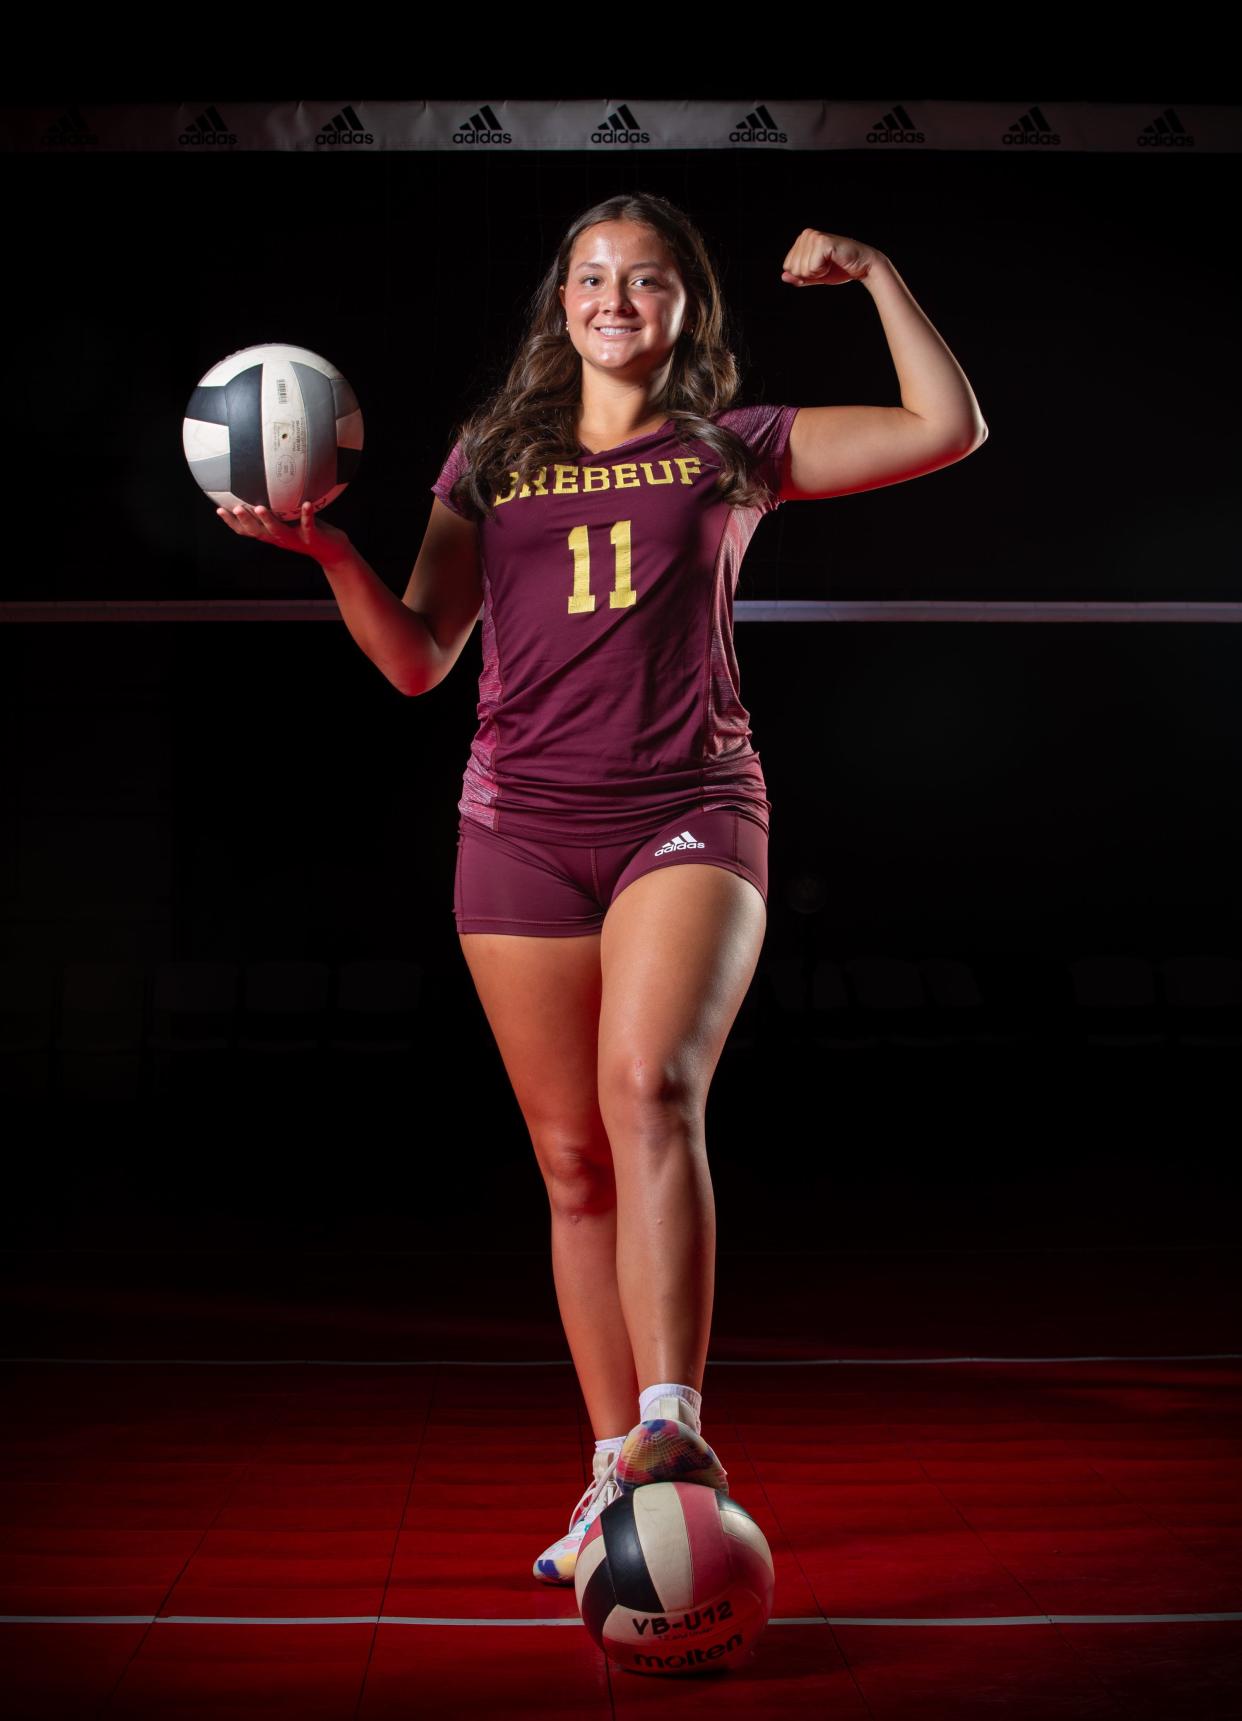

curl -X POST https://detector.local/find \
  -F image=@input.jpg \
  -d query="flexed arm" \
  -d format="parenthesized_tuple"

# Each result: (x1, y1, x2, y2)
(778, 230, 989, 502)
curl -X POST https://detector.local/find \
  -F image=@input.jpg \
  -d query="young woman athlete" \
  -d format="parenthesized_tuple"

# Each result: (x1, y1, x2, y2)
(217, 189, 988, 1585)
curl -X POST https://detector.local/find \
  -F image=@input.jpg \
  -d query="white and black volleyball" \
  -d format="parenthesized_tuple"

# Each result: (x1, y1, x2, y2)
(182, 342, 363, 522)
(575, 1481, 775, 1677)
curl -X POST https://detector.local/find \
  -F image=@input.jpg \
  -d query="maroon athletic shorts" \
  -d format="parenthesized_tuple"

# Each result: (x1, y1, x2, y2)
(454, 804, 768, 937)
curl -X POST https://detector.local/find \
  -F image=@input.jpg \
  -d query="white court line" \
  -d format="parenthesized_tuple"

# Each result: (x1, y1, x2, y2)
(2, 1612, 1240, 1628)
(3, 1353, 1240, 1367)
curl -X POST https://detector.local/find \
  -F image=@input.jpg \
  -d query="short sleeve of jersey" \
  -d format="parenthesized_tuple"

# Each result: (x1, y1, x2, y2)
(714, 403, 800, 511)
(430, 437, 469, 518)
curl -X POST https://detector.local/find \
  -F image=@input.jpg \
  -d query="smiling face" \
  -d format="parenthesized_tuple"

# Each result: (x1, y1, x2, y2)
(558, 220, 691, 382)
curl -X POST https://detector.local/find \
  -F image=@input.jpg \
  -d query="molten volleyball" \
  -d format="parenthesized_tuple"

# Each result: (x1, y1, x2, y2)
(575, 1481, 774, 1677)
(182, 342, 363, 522)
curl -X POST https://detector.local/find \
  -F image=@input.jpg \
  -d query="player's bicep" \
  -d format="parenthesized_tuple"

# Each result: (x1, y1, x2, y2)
(779, 405, 982, 502)
(402, 498, 484, 684)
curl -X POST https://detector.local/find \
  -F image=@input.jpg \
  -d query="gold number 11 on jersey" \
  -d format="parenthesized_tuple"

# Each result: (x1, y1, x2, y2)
(566, 521, 636, 613)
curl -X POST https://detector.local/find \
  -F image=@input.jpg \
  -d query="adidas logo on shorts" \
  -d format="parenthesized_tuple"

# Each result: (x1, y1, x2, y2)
(654, 830, 706, 856)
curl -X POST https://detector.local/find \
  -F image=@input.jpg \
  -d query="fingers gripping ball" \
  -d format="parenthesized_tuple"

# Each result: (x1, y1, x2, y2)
(182, 342, 363, 522)
(575, 1481, 775, 1677)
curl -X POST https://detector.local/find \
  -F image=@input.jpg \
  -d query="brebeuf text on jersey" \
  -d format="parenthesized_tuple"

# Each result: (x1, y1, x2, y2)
(492, 456, 706, 507)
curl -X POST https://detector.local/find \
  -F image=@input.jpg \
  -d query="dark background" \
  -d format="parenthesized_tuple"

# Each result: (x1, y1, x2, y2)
(2, 96, 1239, 1252)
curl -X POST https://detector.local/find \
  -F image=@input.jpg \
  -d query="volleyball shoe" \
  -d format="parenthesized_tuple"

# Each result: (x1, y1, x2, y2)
(616, 1392, 729, 1493)
(532, 1445, 623, 1585)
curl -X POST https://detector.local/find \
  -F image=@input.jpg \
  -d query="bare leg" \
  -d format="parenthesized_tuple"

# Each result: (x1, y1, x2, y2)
(457, 930, 643, 1438)
(597, 862, 767, 1407)
(543, 1162, 641, 1437)
(611, 1110, 713, 1393)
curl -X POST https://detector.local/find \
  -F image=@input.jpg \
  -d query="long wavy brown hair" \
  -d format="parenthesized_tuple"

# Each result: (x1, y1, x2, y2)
(437, 190, 778, 523)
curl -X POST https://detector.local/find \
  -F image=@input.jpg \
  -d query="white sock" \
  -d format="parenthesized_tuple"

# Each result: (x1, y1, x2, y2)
(638, 1381, 703, 1430)
(595, 1435, 625, 1457)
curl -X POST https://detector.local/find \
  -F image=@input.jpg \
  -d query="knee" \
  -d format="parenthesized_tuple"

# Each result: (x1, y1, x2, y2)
(534, 1133, 618, 1220)
(599, 1057, 703, 1135)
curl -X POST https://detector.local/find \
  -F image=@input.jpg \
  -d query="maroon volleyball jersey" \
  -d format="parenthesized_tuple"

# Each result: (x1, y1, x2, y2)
(430, 403, 800, 845)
